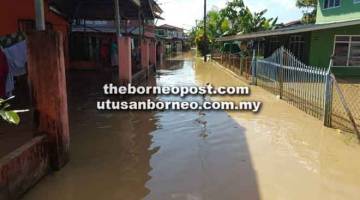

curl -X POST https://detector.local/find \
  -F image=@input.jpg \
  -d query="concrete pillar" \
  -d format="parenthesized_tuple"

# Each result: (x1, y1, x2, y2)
(118, 36, 132, 84)
(27, 31, 70, 170)
(149, 40, 157, 67)
(141, 39, 149, 69)
(158, 41, 164, 66)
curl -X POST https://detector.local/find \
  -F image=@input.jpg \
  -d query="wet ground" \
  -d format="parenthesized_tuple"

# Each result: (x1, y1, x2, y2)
(22, 53, 360, 200)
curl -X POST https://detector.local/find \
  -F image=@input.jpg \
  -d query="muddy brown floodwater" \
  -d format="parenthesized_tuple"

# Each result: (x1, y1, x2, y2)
(22, 53, 360, 200)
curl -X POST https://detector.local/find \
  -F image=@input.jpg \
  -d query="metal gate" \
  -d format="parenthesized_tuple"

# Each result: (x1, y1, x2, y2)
(252, 47, 327, 120)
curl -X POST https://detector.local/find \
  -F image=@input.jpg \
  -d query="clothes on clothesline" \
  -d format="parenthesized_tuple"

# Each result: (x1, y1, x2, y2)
(0, 32, 26, 48)
(0, 32, 27, 97)
(2, 40, 27, 96)
(111, 41, 118, 67)
(0, 50, 8, 98)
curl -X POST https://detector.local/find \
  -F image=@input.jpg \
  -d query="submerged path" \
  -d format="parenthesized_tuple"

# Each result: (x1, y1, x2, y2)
(23, 55, 360, 200)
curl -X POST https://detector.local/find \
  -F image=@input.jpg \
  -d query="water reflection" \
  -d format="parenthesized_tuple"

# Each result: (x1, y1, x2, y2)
(22, 57, 260, 200)
(22, 70, 159, 200)
(145, 59, 260, 200)
(22, 53, 360, 200)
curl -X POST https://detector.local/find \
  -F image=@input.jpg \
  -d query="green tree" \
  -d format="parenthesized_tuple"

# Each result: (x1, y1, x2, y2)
(296, 0, 317, 24)
(190, 0, 277, 53)
(238, 8, 277, 34)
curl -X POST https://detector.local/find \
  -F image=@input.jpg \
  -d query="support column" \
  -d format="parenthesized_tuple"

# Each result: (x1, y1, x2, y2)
(34, 0, 45, 31)
(158, 41, 164, 66)
(27, 31, 70, 170)
(114, 0, 121, 37)
(149, 40, 157, 67)
(141, 39, 150, 69)
(118, 37, 132, 84)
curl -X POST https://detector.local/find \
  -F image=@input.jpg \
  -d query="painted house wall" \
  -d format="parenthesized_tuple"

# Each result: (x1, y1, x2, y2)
(316, 0, 360, 24)
(309, 24, 360, 75)
(0, 0, 69, 67)
(0, 0, 69, 35)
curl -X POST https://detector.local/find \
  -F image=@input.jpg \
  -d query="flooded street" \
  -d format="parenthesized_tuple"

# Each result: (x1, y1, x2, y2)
(22, 54, 360, 200)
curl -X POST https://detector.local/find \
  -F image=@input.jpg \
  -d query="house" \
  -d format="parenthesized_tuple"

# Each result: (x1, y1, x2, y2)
(70, 20, 160, 73)
(217, 0, 360, 76)
(156, 24, 187, 54)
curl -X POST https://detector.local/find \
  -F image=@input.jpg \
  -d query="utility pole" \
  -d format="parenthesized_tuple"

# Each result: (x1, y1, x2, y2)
(203, 0, 207, 62)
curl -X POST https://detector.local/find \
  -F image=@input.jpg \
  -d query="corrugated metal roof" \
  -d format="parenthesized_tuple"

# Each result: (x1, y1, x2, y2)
(72, 21, 156, 38)
(49, 0, 161, 20)
(216, 19, 360, 42)
(157, 24, 184, 31)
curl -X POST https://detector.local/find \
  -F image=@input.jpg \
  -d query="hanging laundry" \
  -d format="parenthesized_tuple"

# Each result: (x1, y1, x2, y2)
(1, 40, 27, 96)
(0, 50, 8, 98)
(111, 39, 118, 67)
(0, 32, 26, 48)
(0, 31, 27, 97)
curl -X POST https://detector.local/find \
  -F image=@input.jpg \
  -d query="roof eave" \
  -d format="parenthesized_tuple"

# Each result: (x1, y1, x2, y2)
(216, 19, 360, 42)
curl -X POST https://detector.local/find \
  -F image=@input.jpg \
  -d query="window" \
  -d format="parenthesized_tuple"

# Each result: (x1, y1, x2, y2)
(355, 0, 360, 4)
(289, 35, 305, 61)
(333, 35, 360, 66)
(269, 37, 280, 54)
(324, 0, 341, 9)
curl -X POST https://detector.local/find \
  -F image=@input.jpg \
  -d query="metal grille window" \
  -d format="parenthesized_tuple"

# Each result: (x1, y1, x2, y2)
(289, 35, 304, 60)
(269, 37, 280, 54)
(333, 35, 360, 67)
(324, 0, 341, 9)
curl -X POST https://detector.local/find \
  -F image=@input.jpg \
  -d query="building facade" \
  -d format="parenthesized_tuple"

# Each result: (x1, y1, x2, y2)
(218, 0, 360, 76)
(156, 24, 187, 54)
(0, 0, 70, 67)
(317, 0, 360, 24)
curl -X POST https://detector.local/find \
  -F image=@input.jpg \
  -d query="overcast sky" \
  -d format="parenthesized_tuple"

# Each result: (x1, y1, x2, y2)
(156, 0, 304, 31)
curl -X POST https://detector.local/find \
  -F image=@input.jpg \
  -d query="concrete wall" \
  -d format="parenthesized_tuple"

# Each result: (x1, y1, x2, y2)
(317, 0, 360, 24)
(0, 136, 49, 200)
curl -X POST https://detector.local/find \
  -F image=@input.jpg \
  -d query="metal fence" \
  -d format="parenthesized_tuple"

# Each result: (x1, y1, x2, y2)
(253, 47, 328, 120)
(211, 52, 252, 81)
(330, 76, 360, 136)
(212, 47, 360, 136)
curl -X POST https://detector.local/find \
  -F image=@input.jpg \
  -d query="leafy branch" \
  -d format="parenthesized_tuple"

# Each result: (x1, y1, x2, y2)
(0, 96, 28, 125)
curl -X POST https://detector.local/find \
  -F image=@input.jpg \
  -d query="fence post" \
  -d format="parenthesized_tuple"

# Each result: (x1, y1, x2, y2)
(251, 49, 257, 85)
(324, 63, 333, 127)
(278, 47, 284, 99)
(239, 56, 242, 75)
